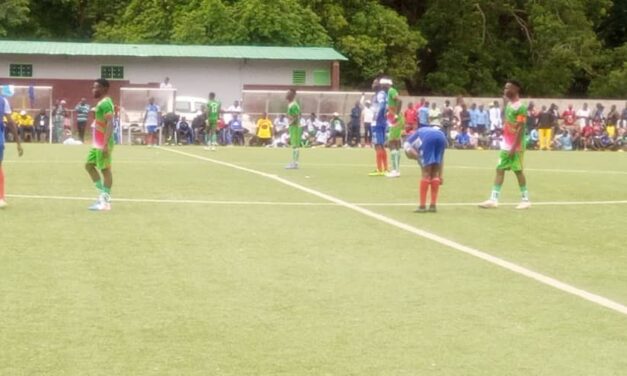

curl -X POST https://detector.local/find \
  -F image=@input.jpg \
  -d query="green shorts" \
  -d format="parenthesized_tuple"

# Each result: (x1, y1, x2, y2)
(388, 125, 403, 141)
(87, 147, 113, 170)
(289, 126, 302, 148)
(207, 119, 217, 130)
(497, 150, 524, 172)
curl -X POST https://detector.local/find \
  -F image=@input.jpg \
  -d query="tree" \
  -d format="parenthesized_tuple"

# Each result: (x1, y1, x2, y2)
(0, 0, 29, 37)
(171, 0, 236, 44)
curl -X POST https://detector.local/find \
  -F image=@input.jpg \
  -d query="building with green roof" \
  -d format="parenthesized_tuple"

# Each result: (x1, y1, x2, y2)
(0, 40, 346, 106)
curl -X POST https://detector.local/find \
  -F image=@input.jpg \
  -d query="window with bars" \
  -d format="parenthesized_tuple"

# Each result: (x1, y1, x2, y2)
(101, 65, 124, 80)
(313, 70, 331, 86)
(292, 70, 306, 85)
(9, 64, 33, 77)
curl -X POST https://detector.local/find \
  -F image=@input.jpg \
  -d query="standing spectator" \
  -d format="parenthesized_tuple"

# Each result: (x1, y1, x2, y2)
(162, 112, 179, 145)
(537, 105, 554, 150)
(230, 115, 246, 146)
(526, 102, 538, 131)
(52, 99, 66, 143)
(404, 102, 417, 132)
(191, 111, 206, 144)
(330, 112, 346, 147)
(476, 104, 489, 135)
(74, 98, 90, 143)
(441, 100, 454, 140)
(16, 110, 34, 142)
(348, 102, 361, 147)
(453, 96, 464, 125)
(576, 103, 590, 130)
(469, 103, 479, 132)
(252, 112, 273, 146)
(562, 104, 576, 130)
(418, 101, 430, 128)
(224, 100, 242, 126)
(621, 102, 627, 128)
(361, 100, 374, 146)
(273, 114, 289, 135)
(141, 97, 161, 147)
(606, 105, 619, 138)
(34, 109, 49, 143)
(489, 101, 502, 130)
(160, 77, 173, 89)
(459, 104, 471, 131)
(592, 103, 605, 124)
(429, 102, 442, 129)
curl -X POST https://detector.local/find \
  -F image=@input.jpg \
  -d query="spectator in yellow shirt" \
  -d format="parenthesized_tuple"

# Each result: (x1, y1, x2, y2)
(252, 112, 273, 146)
(15, 110, 35, 142)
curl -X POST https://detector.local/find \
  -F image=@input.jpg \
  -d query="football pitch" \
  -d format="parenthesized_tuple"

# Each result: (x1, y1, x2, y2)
(1, 144, 626, 375)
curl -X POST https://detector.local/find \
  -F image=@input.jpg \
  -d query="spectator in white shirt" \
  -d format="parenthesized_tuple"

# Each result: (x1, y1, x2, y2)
(159, 77, 173, 89)
(489, 101, 502, 130)
(361, 100, 374, 145)
(273, 114, 289, 135)
(429, 102, 442, 128)
(313, 125, 331, 147)
(576, 103, 590, 129)
(224, 100, 242, 125)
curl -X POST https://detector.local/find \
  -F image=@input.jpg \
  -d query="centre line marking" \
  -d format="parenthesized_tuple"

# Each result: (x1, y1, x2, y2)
(158, 147, 627, 316)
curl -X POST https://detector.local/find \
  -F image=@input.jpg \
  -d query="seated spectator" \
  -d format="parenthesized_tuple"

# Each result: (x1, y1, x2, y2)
(454, 128, 472, 149)
(329, 112, 346, 147)
(469, 128, 479, 148)
(177, 116, 192, 145)
(251, 113, 273, 147)
(489, 129, 502, 150)
(16, 110, 35, 142)
(527, 127, 539, 149)
(581, 123, 595, 150)
(305, 113, 320, 142)
(273, 114, 289, 135)
(230, 115, 247, 146)
(272, 131, 290, 148)
(615, 128, 626, 151)
(34, 108, 49, 143)
(552, 129, 573, 151)
(313, 125, 332, 147)
(218, 116, 230, 145)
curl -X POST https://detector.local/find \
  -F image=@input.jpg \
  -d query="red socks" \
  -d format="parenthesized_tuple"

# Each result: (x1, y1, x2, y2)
(419, 178, 430, 207)
(375, 148, 389, 172)
(0, 167, 4, 199)
(430, 177, 441, 206)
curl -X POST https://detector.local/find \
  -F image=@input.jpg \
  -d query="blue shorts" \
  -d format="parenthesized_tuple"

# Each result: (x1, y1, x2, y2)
(373, 126, 386, 145)
(147, 125, 158, 134)
(419, 129, 447, 166)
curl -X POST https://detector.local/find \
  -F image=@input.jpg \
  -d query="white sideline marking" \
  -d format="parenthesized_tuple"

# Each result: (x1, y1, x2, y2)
(7, 194, 627, 208)
(159, 147, 627, 316)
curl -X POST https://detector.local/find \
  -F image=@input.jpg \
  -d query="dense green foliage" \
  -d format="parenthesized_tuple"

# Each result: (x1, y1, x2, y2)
(1, 0, 625, 97)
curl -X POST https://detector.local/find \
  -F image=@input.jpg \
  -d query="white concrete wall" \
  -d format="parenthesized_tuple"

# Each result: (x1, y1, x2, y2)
(0, 55, 331, 104)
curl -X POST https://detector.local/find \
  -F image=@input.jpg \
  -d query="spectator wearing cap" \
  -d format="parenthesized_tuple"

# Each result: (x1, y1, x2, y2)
(330, 112, 346, 147)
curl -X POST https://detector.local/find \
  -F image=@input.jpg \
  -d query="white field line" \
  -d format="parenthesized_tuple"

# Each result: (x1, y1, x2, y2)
(158, 146, 627, 316)
(4, 159, 627, 175)
(6, 194, 627, 208)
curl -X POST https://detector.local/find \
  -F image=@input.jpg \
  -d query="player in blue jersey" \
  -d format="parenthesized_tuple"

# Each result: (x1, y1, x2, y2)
(0, 93, 24, 208)
(404, 127, 447, 213)
(369, 78, 390, 176)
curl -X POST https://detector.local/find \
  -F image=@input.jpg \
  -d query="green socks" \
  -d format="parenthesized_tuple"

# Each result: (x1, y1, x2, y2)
(520, 185, 529, 201)
(490, 185, 502, 201)
(95, 180, 104, 193)
(292, 149, 300, 163)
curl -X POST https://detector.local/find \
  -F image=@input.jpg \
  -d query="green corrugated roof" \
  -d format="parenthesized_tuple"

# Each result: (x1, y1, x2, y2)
(0, 40, 347, 61)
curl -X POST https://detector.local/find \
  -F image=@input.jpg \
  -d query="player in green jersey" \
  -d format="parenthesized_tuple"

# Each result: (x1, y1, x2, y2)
(384, 80, 404, 178)
(85, 78, 115, 211)
(479, 79, 531, 210)
(205, 92, 221, 151)
(285, 89, 302, 169)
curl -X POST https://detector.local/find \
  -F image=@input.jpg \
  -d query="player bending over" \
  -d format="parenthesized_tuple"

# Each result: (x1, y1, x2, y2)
(404, 127, 447, 213)
(0, 93, 24, 208)
(85, 78, 115, 211)
(383, 79, 404, 178)
(479, 80, 531, 210)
